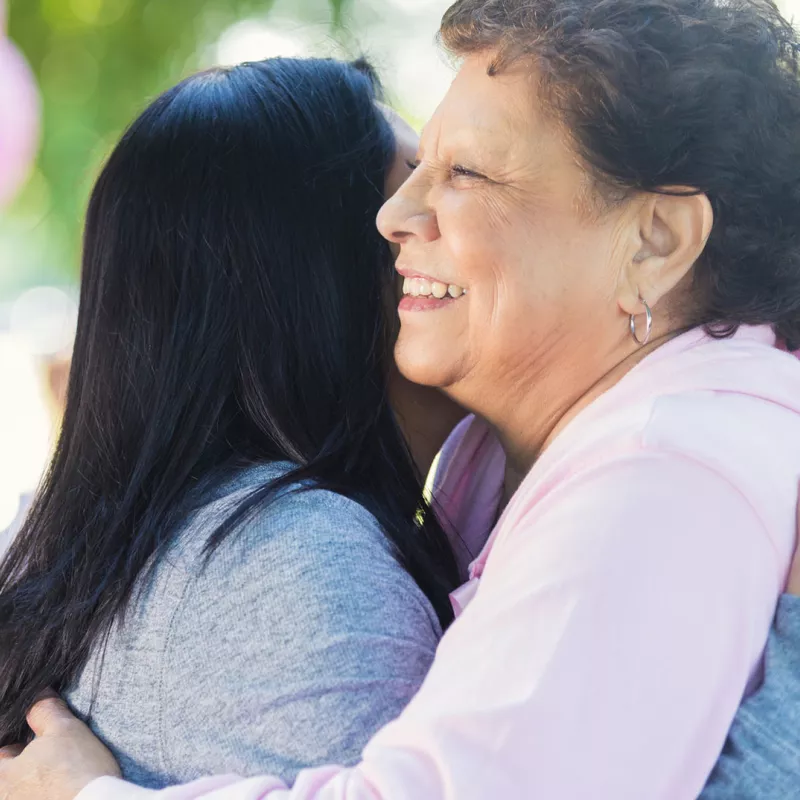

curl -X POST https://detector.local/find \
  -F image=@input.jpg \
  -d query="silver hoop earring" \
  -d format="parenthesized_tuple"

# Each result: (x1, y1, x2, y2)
(629, 298, 652, 346)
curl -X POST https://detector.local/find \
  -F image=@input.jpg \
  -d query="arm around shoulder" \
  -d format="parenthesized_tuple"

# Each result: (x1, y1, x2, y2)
(79, 453, 784, 799)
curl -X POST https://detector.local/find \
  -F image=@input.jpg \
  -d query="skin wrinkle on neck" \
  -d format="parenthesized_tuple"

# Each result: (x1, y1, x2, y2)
(495, 330, 683, 477)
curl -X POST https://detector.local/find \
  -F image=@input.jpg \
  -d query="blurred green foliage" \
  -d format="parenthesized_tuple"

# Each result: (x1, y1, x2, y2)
(5, 0, 346, 286)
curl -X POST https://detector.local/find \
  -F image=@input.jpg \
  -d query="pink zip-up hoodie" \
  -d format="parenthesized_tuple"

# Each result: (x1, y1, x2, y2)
(80, 325, 800, 800)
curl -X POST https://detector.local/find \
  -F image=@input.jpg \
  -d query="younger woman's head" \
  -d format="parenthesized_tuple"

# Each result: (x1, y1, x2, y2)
(0, 57, 458, 745)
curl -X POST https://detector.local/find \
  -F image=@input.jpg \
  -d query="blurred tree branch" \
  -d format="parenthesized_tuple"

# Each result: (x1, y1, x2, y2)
(7, 0, 349, 278)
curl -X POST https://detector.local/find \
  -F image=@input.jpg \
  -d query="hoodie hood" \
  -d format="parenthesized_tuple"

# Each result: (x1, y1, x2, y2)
(434, 324, 800, 584)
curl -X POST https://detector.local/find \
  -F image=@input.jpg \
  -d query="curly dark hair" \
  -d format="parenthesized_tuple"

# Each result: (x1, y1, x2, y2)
(440, 0, 800, 347)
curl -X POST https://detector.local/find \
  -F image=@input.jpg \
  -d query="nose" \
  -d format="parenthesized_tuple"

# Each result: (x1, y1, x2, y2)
(377, 180, 440, 246)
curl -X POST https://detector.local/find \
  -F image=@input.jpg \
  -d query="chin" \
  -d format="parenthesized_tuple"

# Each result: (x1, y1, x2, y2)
(394, 340, 456, 389)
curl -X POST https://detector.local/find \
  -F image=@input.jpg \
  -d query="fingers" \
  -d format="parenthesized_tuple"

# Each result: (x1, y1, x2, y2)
(26, 697, 75, 738)
(0, 745, 23, 761)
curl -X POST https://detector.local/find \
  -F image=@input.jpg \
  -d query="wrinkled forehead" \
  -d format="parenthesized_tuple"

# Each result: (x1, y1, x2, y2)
(421, 53, 557, 161)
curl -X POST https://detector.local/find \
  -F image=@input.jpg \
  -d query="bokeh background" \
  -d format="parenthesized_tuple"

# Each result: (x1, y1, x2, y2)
(0, 0, 456, 535)
(0, 0, 798, 535)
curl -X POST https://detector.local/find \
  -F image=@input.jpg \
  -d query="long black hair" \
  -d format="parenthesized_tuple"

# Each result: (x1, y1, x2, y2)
(0, 57, 459, 745)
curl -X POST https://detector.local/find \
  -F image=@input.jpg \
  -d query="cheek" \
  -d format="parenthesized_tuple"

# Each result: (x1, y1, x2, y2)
(471, 219, 614, 353)
(437, 196, 541, 329)
(436, 192, 502, 274)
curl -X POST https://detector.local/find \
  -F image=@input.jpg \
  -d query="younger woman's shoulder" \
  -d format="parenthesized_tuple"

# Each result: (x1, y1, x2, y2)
(174, 462, 392, 571)
(162, 462, 442, 640)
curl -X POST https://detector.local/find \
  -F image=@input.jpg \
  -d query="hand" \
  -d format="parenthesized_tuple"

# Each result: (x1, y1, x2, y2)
(0, 694, 120, 800)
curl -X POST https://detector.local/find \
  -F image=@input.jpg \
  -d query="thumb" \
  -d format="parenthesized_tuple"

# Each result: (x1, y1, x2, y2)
(26, 695, 76, 737)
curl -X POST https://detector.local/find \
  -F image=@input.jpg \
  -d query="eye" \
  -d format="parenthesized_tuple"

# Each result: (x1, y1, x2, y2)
(405, 159, 420, 171)
(450, 164, 485, 180)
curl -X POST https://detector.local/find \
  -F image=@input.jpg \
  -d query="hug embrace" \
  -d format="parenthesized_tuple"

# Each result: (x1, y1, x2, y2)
(1, 0, 800, 798)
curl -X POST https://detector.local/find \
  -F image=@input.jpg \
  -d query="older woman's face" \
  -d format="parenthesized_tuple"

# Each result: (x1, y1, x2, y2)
(377, 53, 637, 407)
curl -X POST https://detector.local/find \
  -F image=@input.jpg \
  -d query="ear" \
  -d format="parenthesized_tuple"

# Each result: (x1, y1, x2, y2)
(617, 190, 713, 317)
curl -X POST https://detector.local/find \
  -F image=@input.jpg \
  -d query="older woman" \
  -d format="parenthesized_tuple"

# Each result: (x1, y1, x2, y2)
(4, 0, 800, 798)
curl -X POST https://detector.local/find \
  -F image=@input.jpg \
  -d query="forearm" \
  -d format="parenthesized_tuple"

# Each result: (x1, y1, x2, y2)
(78, 769, 364, 799)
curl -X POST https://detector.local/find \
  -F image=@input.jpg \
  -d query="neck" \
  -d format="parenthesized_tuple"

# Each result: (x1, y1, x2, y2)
(469, 331, 680, 480)
(389, 368, 467, 478)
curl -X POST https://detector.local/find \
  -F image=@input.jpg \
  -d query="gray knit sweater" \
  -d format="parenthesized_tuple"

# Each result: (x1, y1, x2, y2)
(65, 463, 441, 789)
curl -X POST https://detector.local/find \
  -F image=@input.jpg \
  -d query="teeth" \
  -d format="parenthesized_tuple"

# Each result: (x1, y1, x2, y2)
(402, 276, 466, 299)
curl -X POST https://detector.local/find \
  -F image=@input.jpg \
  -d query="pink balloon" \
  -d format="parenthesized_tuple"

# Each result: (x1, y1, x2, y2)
(0, 35, 40, 207)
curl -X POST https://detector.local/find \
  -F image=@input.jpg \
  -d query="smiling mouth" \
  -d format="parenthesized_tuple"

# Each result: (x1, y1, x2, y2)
(402, 277, 466, 299)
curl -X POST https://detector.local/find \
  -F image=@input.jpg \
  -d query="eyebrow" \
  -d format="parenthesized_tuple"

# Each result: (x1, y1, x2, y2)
(423, 130, 510, 166)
